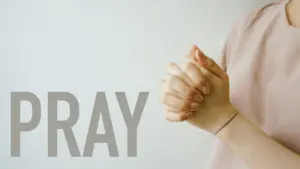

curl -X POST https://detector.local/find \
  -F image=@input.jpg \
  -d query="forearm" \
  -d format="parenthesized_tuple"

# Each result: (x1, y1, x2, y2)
(217, 109, 300, 169)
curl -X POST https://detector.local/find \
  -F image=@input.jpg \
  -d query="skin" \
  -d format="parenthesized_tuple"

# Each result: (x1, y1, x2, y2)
(160, 1, 300, 168)
(287, 0, 300, 27)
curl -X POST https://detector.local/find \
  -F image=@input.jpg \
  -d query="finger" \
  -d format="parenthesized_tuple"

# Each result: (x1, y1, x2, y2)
(164, 106, 193, 122)
(184, 45, 224, 80)
(160, 78, 176, 91)
(164, 105, 179, 112)
(162, 92, 200, 110)
(162, 92, 185, 109)
(188, 60, 214, 77)
(160, 78, 183, 97)
(183, 62, 210, 95)
(159, 79, 178, 102)
(168, 62, 194, 86)
(159, 79, 183, 105)
(160, 82, 203, 104)
(185, 45, 198, 60)
(195, 49, 228, 81)
(166, 74, 191, 97)
(164, 110, 190, 122)
(166, 74, 203, 100)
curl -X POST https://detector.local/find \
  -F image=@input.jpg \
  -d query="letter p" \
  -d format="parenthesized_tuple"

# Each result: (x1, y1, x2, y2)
(11, 92, 41, 157)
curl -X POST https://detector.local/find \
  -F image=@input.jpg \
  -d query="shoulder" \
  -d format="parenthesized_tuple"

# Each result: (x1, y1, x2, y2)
(232, 2, 283, 35)
(225, 2, 285, 51)
(220, 2, 284, 71)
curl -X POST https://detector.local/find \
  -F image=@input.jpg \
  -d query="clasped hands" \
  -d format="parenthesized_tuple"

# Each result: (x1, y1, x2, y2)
(160, 45, 237, 135)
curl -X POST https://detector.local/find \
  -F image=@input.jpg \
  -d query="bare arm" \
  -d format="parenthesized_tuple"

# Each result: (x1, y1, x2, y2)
(218, 108, 300, 169)
(160, 46, 300, 169)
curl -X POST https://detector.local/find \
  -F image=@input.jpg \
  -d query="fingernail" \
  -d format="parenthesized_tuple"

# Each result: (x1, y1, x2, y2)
(190, 102, 199, 109)
(202, 85, 210, 94)
(195, 95, 203, 102)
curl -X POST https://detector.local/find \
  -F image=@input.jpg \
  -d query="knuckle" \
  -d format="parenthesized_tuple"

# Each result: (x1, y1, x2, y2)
(179, 112, 189, 121)
(194, 78, 206, 88)
(188, 87, 200, 98)
(184, 86, 195, 94)
(186, 89, 199, 100)
(181, 99, 194, 110)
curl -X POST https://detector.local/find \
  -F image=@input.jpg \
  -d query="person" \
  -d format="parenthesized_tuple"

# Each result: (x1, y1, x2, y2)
(159, 0, 300, 169)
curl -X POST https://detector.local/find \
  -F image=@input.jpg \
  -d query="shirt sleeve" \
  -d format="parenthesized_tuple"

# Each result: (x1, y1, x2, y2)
(218, 12, 255, 73)
(218, 2, 279, 73)
(218, 21, 240, 73)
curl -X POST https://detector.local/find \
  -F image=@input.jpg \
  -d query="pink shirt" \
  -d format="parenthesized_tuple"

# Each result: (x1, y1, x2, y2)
(206, 1, 300, 169)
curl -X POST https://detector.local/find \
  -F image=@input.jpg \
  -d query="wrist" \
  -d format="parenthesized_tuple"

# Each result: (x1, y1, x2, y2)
(213, 104, 238, 134)
(187, 104, 239, 134)
(216, 110, 245, 140)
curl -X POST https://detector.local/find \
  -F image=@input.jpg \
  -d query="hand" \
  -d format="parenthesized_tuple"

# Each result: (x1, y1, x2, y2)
(160, 45, 237, 134)
(160, 46, 210, 121)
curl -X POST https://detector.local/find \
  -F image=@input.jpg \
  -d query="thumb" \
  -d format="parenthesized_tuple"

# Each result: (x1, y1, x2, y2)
(195, 48, 228, 81)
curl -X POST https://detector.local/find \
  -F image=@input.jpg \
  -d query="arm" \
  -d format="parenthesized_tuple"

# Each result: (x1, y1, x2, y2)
(217, 108, 300, 169)
(200, 48, 300, 169)
(160, 45, 300, 169)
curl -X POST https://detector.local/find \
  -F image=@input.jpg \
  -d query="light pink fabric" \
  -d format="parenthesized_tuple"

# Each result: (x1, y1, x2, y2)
(206, 1, 300, 169)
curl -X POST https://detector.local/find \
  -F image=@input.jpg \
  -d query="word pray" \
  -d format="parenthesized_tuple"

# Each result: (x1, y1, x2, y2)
(10, 92, 149, 157)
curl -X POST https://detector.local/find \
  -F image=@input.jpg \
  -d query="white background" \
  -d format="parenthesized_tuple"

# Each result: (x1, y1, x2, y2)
(0, 0, 274, 169)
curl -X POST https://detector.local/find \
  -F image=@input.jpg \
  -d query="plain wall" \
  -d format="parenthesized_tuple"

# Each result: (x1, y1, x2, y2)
(0, 0, 274, 169)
